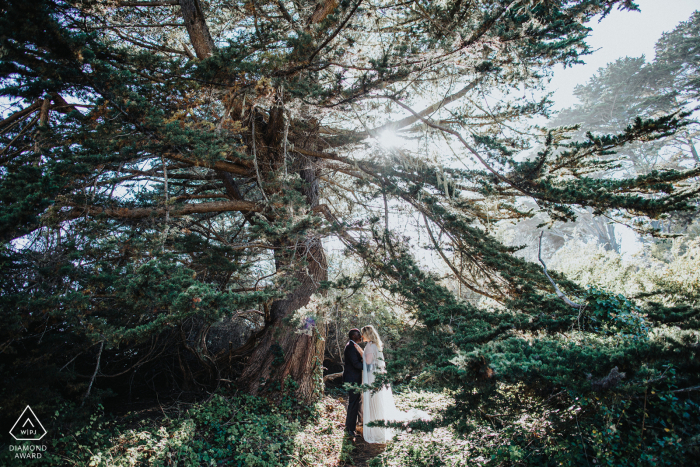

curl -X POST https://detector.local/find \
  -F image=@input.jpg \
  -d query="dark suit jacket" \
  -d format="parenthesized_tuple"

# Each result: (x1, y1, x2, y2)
(342, 340, 363, 384)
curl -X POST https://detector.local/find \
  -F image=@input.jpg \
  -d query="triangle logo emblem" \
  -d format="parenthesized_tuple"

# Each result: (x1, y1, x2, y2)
(9, 406, 47, 441)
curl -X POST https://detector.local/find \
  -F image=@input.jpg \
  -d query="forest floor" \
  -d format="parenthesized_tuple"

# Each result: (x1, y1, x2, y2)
(289, 389, 384, 466)
(332, 392, 387, 467)
(325, 387, 463, 467)
(7, 386, 462, 466)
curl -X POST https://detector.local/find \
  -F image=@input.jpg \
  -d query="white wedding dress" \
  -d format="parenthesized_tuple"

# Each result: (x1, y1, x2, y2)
(362, 342, 431, 444)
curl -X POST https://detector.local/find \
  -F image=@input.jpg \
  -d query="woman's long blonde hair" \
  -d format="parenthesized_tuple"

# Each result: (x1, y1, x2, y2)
(361, 325, 383, 351)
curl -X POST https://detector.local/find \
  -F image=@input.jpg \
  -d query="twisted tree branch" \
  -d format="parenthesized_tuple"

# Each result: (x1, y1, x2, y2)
(538, 231, 584, 308)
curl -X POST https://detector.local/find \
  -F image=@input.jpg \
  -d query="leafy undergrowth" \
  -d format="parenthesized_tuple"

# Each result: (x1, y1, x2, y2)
(375, 383, 700, 467)
(0, 385, 456, 467)
(4, 384, 696, 466)
(1, 389, 354, 467)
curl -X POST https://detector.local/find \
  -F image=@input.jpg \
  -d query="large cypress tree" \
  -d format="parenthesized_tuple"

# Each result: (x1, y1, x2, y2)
(1, 3, 698, 449)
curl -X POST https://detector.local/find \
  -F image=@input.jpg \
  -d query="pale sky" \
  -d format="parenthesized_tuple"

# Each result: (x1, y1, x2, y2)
(550, 0, 699, 110)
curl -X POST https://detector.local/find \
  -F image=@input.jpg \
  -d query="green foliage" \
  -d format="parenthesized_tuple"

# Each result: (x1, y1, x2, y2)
(0, 241, 273, 425)
(584, 286, 649, 337)
(345, 221, 700, 465)
(1, 1, 699, 465)
(1, 392, 303, 467)
(366, 382, 700, 467)
(0, 386, 372, 467)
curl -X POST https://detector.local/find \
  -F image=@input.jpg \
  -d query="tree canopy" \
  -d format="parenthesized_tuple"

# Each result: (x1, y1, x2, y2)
(1, 1, 699, 465)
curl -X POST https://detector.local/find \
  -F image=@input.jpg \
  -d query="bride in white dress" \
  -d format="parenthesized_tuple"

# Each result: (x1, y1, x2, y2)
(352, 325, 431, 444)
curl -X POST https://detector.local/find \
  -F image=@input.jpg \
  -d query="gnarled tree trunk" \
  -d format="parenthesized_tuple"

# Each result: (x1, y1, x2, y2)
(238, 238, 328, 402)
(178, 0, 330, 404)
(237, 114, 329, 403)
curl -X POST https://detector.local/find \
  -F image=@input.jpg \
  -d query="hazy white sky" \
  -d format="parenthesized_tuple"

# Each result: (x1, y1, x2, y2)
(550, 0, 699, 110)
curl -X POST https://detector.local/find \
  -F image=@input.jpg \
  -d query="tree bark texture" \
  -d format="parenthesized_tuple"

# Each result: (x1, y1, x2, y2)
(178, 0, 215, 59)
(236, 111, 329, 404)
(176, 1, 330, 404)
(238, 238, 328, 403)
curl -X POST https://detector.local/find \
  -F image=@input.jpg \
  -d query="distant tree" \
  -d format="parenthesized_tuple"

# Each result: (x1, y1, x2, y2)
(654, 11, 700, 107)
(554, 11, 700, 174)
(653, 10, 700, 171)
(554, 56, 672, 174)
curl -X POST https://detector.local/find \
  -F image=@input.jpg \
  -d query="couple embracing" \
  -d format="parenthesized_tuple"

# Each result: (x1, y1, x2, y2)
(342, 325, 429, 444)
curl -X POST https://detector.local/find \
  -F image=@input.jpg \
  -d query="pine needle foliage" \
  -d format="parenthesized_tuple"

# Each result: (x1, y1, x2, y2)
(1, 1, 699, 464)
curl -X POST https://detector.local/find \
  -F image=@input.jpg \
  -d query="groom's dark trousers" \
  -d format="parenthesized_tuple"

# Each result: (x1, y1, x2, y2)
(343, 340, 363, 433)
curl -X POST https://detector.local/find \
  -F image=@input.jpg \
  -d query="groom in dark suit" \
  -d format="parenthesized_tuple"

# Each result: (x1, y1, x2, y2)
(343, 328, 363, 437)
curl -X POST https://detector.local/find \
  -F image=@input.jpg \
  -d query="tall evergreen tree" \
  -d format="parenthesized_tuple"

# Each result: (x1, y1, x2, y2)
(1, 5, 699, 461)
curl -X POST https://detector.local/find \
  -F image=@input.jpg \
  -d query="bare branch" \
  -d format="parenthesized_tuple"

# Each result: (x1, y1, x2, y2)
(39, 98, 51, 126)
(165, 152, 250, 175)
(251, 114, 269, 201)
(81, 340, 104, 407)
(49, 93, 81, 115)
(293, 146, 343, 162)
(305, 0, 364, 65)
(276, 0, 294, 23)
(368, 78, 481, 136)
(670, 385, 700, 393)
(423, 213, 504, 302)
(113, 29, 192, 56)
(388, 97, 532, 198)
(0, 101, 42, 130)
(309, 0, 339, 24)
(64, 200, 261, 221)
(178, 0, 215, 59)
(538, 231, 584, 308)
